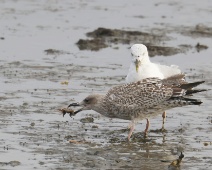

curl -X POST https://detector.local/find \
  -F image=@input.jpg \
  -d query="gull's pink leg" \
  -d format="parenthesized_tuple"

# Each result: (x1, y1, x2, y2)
(162, 111, 166, 130)
(144, 118, 150, 137)
(128, 123, 135, 141)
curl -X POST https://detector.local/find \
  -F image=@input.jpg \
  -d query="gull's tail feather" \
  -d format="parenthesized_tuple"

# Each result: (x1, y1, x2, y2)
(183, 97, 202, 105)
(185, 89, 208, 95)
(180, 81, 205, 89)
(169, 97, 202, 106)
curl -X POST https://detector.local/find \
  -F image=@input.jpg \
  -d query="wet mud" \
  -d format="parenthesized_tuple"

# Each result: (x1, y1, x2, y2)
(0, 0, 212, 170)
(182, 24, 212, 38)
(76, 27, 182, 56)
(76, 27, 209, 56)
(44, 49, 71, 56)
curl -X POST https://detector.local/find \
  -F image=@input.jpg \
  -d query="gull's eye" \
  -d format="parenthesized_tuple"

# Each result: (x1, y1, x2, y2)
(84, 99, 89, 103)
(138, 56, 140, 58)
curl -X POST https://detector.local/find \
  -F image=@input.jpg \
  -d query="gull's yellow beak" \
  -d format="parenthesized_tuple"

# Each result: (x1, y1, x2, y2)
(135, 59, 140, 73)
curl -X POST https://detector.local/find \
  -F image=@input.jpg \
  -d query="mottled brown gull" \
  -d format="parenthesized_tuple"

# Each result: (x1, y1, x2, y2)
(126, 44, 183, 131)
(68, 75, 205, 141)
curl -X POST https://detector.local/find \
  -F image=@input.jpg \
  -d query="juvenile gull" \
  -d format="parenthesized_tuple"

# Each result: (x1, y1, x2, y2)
(126, 44, 182, 132)
(68, 75, 205, 141)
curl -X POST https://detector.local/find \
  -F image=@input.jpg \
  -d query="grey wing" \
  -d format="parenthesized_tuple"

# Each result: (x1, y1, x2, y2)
(105, 78, 174, 109)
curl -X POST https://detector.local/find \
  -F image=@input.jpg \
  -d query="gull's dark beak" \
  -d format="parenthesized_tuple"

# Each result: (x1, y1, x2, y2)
(73, 109, 83, 114)
(67, 102, 83, 116)
(68, 102, 80, 108)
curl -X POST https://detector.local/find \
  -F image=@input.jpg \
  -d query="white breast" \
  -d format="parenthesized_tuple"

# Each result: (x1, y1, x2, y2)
(126, 63, 164, 83)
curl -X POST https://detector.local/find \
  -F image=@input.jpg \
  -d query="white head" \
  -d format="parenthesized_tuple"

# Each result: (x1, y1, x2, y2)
(130, 44, 150, 72)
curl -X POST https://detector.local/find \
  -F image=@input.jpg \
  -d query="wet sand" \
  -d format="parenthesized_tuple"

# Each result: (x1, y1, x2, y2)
(0, 0, 212, 169)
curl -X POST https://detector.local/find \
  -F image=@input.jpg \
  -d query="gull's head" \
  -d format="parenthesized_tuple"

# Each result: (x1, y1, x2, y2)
(68, 94, 104, 114)
(130, 44, 149, 72)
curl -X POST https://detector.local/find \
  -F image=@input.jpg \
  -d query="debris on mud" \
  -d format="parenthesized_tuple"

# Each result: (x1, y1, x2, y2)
(80, 117, 94, 123)
(107, 128, 129, 135)
(131, 132, 154, 143)
(184, 24, 212, 37)
(64, 135, 76, 140)
(76, 27, 172, 55)
(59, 108, 75, 117)
(69, 139, 89, 144)
(203, 141, 211, 146)
(109, 137, 125, 143)
(168, 152, 184, 169)
(44, 49, 70, 55)
(92, 125, 98, 128)
(0, 161, 21, 167)
(30, 122, 35, 126)
(150, 128, 167, 133)
(195, 43, 208, 52)
(76, 27, 192, 56)
(60, 80, 69, 85)
(76, 39, 108, 51)
(145, 45, 182, 57)
(86, 28, 167, 43)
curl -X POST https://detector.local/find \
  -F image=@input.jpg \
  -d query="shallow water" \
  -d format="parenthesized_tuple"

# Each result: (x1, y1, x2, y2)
(0, 0, 212, 169)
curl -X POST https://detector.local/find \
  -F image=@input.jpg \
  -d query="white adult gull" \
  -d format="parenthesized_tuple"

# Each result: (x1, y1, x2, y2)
(126, 44, 182, 82)
(126, 44, 182, 134)
(67, 75, 205, 141)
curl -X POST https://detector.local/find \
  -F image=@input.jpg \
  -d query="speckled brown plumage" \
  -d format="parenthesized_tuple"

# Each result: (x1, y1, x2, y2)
(68, 75, 205, 140)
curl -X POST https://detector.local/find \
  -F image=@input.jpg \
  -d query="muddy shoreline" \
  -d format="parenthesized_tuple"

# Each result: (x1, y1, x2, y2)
(1, 0, 212, 169)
